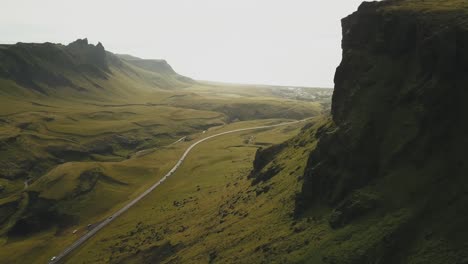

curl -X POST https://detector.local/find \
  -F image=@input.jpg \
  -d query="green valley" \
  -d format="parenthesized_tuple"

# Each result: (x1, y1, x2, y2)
(2, 0, 468, 263)
(0, 38, 330, 263)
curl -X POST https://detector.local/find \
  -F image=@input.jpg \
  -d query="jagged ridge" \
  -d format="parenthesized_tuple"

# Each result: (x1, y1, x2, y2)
(0, 39, 113, 93)
(0, 38, 190, 95)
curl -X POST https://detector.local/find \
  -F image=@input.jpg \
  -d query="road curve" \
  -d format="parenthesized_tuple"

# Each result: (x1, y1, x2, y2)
(49, 118, 309, 263)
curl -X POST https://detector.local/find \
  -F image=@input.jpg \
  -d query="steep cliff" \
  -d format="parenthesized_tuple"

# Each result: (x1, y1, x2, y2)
(0, 38, 191, 96)
(295, 0, 468, 263)
(0, 39, 113, 93)
(122, 58, 176, 75)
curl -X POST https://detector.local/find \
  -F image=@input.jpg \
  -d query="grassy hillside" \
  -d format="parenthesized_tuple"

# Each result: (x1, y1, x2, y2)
(294, 0, 468, 263)
(50, 1, 468, 263)
(56, 118, 325, 264)
(20, 1, 466, 263)
(5, 1, 468, 263)
(0, 39, 331, 263)
(0, 38, 192, 98)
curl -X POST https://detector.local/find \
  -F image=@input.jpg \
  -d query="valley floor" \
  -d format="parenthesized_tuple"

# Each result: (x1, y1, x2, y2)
(1, 117, 317, 264)
(0, 77, 331, 263)
(63, 118, 319, 264)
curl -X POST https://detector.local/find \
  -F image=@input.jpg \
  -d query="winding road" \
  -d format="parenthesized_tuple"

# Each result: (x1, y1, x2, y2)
(49, 118, 308, 263)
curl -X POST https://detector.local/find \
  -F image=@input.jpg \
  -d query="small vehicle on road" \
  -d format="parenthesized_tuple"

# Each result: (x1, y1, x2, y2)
(50, 256, 57, 262)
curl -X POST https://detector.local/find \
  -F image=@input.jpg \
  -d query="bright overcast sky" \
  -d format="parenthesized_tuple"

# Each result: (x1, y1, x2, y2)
(1, 0, 366, 88)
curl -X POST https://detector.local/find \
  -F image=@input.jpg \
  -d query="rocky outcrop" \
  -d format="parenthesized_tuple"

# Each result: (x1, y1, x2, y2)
(0, 38, 118, 93)
(66, 38, 109, 72)
(0, 38, 197, 96)
(296, 1, 468, 263)
(249, 143, 287, 185)
(299, 0, 468, 210)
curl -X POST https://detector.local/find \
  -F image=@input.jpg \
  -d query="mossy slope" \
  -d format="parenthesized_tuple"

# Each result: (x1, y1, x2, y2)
(296, 0, 468, 263)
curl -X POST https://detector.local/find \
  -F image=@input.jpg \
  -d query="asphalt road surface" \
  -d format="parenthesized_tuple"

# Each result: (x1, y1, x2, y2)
(49, 118, 308, 263)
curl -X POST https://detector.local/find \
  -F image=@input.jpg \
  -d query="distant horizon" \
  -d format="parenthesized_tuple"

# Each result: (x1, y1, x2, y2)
(0, 38, 336, 89)
(1, 0, 366, 88)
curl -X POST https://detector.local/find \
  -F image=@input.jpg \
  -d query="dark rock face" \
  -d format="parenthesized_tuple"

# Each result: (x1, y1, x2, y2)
(249, 143, 287, 185)
(296, 1, 468, 263)
(298, 0, 468, 210)
(0, 38, 116, 93)
(66, 38, 109, 72)
(328, 190, 379, 229)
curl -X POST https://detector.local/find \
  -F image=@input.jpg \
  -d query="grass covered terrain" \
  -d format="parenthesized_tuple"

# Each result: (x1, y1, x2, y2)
(381, 0, 468, 12)
(0, 118, 315, 264)
(2, 0, 468, 263)
(62, 116, 415, 264)
(32, 1, 468, 263)
(0, 39, 332, 263)
(292, 0, 468, 263)
(61, 118, 324, 264)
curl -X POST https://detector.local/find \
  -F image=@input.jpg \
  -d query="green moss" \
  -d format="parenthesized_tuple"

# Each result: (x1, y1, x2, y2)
(382, 0, 468, 12)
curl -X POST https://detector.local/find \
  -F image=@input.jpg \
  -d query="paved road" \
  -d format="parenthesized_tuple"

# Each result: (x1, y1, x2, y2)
(49, 118, 308, 263)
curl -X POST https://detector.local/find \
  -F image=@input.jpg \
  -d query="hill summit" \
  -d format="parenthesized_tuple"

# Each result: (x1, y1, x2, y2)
(0, 38, 112, 93)
(0, 38, 191, 96)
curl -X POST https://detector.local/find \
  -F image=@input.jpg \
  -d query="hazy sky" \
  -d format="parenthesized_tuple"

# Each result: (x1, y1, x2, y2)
(1, 0, 366, 87)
